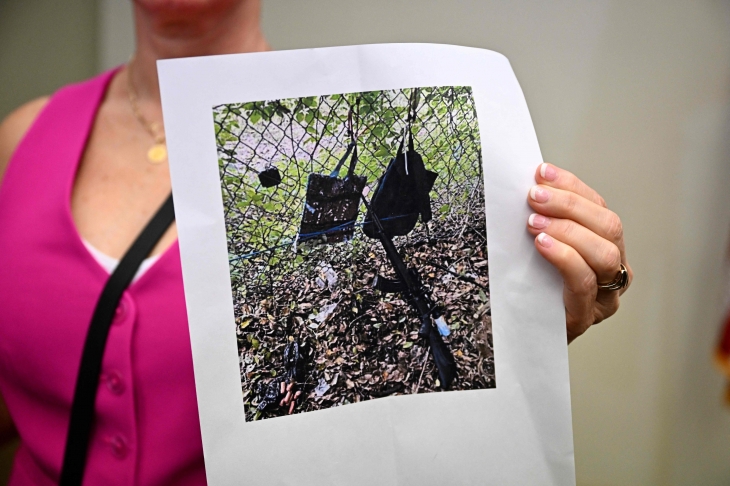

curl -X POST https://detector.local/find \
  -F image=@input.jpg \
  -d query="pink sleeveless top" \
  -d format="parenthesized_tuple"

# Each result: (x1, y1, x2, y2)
(0, 71, 206, 485)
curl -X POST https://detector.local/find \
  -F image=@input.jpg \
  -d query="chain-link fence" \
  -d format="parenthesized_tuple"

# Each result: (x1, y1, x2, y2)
(215, 86, 483, 289)
(213, 86, 493, 420)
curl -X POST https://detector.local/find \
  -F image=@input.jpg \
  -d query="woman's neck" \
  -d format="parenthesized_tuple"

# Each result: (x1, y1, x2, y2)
(130, 0, 269, 104)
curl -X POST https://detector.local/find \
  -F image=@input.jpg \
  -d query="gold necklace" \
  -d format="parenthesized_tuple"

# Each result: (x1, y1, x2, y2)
(127, 58, 167, 164)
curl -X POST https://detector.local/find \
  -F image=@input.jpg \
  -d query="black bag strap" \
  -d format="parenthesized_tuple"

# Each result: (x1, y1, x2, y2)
(407, 89, 418, 152)
(402, 89, 433, 223)
(330, 101, 361, 178)
(59, 193, 176, 486)
(346, 97, 361, 177)
(397, 89, 418, 156)
(329, 140, 355, 178)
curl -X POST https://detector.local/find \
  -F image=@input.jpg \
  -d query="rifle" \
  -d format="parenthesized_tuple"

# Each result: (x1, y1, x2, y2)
(360, 194, 457, 390)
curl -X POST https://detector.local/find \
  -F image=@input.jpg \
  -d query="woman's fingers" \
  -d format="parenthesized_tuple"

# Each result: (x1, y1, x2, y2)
(593, 288, 621, 325)
(527, 214, 621, 283)
(535, 163, 606, 208)
(533, 232, 596, 341)
(528, 184, 625, 255)
(527, 163, 632, 342)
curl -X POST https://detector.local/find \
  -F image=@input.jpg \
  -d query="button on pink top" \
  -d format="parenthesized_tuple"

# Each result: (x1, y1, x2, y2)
(0, 71, 206, 485)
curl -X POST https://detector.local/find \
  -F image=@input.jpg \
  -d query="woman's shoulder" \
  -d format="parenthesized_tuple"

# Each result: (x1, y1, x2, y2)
(0, 96, 51, 183)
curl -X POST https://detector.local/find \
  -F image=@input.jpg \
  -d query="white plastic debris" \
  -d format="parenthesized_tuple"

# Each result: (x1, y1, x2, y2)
(314, 378, 330, 397)
(310, 303, 337, 323)
(314, 264, 338, 291)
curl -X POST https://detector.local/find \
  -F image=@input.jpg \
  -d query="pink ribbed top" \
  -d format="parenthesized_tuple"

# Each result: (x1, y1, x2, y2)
(0, 71, 206, 485)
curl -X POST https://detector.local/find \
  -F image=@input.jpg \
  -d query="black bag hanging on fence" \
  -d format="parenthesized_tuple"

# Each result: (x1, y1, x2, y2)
(363, 90, 438, 239)
(298, 103, 367, 244)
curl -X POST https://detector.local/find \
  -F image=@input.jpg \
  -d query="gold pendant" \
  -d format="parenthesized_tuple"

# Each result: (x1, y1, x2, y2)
(147, 143, 167, 164)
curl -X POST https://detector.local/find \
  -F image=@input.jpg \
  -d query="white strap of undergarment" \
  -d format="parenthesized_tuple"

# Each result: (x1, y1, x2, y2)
(82, 239, 161, 282)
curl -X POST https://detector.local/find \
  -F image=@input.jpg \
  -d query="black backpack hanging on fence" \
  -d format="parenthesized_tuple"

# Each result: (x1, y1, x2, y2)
(363, 90, 438, 239)
(298, 103, 367, 244)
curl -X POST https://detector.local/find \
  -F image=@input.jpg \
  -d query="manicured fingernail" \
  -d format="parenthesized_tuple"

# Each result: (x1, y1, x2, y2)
(537, 232, 553, 248)
(529, 185, 550, 203)
(528, 213, 550, 229)
(540, 163, 557, 181)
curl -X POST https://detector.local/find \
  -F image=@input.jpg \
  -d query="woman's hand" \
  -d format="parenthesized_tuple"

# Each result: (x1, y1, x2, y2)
(526, 163, 633, 343)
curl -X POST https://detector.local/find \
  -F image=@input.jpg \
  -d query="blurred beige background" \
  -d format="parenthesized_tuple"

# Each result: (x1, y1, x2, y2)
(2, 1, 730, 485)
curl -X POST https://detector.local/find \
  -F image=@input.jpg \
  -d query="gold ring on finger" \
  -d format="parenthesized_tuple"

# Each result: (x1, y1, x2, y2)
(597, 263, 629, 291)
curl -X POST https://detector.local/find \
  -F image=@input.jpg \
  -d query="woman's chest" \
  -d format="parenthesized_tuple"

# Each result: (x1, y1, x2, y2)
(70, 97, 177, 260)
(0, 220, 191, 403)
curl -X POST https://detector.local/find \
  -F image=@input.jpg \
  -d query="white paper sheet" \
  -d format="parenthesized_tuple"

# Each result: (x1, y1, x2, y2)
(159, 43, 574, 486)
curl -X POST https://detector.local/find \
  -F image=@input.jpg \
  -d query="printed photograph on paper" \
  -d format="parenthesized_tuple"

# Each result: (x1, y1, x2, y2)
(212, 86, 494, 421)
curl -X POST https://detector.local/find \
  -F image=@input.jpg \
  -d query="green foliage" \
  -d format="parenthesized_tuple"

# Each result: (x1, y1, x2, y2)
(213, 86, 482, 292)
